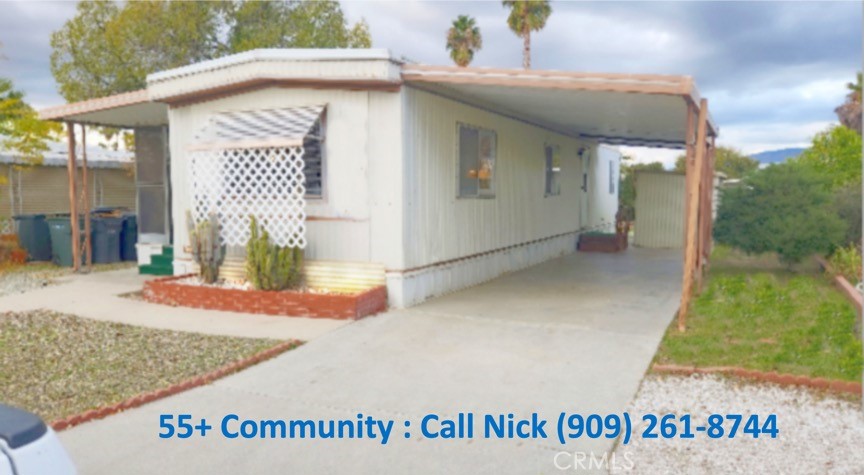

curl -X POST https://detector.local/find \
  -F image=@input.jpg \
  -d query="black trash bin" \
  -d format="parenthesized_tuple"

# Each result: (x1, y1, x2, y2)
(13, 214, 52, 261)
(120, 214, 137, 261)
(91, 216, 123, 264)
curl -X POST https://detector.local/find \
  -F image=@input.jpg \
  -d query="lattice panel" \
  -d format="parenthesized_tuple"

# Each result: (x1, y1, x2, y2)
(189, 147, 306, 248)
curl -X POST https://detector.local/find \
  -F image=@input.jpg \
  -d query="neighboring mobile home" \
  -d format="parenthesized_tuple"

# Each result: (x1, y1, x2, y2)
(40, 49, 717, 307)
(0, 140, 135, 233)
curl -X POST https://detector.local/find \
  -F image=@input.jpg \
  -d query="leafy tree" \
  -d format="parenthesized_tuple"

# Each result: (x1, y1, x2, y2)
(0, 78, 61, 179)
(284, 1, 371, 49)
(796, 125, 862, 188)
(446, 15, 483, 67)
(835, 72, 862, 135)
(617, 157, 664, 221)
(502, 0, 551, 69)
(713, 162, 845, 265)
(673, 146, 759, 179)
(50, 0, 372, 102)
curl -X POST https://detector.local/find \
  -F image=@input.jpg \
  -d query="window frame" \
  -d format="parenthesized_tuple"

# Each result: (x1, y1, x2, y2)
(544, 143, 562, 197)
(456, 122, 497, 199)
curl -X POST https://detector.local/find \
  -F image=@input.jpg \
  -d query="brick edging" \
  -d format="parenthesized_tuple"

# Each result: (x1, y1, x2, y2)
(652, 363, 862, 395)
(50, 340, 302, 431)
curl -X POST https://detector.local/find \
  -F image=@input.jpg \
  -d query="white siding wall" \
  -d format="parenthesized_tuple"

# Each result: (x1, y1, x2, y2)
(169, 86, 402, 273)
(391, 87, 597, 306)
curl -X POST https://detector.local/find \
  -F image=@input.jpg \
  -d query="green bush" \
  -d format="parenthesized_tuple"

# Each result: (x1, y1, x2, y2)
(828, 244, 862, 284)
(713, 163, 846, 265)
(833, 184, 862, 246)
(246, 216, 303, 291)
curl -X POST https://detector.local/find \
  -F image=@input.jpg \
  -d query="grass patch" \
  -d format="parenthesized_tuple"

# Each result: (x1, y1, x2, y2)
(0, 310, 289, 422)
(656, 246, 862, 381)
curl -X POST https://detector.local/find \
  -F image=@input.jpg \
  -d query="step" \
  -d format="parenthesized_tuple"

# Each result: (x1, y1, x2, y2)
(150, 254, 173, 266)
(139, 264, 174, 276)
(161, 246, 174, 258)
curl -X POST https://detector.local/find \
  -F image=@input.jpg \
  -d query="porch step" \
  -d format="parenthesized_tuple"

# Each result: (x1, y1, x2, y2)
(150, 254, 173, 267)
(161, 245, 174, 258)
(139, 264, 173, 276)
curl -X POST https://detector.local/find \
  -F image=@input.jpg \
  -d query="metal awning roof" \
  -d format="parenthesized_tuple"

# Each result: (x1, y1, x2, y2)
(189, 105, 325, 151)
(401, 65, 717, 148)
(38, 89, 168, 128)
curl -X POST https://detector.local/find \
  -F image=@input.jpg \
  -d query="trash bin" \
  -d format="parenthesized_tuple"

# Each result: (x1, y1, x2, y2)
(120, 214, 137, 261)
(91, 216, 123, 263)
(46, 216, 75, 267)
(13, 214, 52, 261)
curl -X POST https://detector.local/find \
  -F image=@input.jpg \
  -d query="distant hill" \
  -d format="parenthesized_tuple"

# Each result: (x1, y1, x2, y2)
(750, 148, 806, 164)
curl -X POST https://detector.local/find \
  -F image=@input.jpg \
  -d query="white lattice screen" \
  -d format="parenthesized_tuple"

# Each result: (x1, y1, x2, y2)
(189, 147, 307, 248)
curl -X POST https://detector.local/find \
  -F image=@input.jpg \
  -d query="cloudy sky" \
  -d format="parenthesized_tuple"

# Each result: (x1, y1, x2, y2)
(1, 1, 861, 165)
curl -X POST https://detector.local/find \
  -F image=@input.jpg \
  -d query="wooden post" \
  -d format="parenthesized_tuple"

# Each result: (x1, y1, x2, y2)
(66, 123, 80, 272)
(677, 99, 709, 332)
(81, 125, 92, 271)
(704, 137, 716, 262)
(695, 139, 712, 293)
(683, 105, 695, 244)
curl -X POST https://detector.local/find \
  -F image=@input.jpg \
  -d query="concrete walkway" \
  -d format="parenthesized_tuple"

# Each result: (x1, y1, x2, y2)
(58, 248, 682, 474)
(0, 268, 348, 341)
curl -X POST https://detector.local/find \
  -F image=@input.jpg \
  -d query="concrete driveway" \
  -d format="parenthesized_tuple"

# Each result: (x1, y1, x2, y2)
(59, 248, 682, 474)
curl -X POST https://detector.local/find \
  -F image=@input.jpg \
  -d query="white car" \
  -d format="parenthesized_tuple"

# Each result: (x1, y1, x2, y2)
(0, 404, 76, 475)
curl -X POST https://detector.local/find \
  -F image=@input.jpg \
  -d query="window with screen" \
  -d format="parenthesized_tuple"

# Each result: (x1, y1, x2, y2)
(458, 123, 496, 198)
(609, 160, 615, 194)
(544, 144, 561, 196)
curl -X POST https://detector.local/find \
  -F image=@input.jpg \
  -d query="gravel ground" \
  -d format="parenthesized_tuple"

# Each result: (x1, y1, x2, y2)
(0, 262, 135, 298)
(612, 374, 864, 474)
(0, 310, 285, 422)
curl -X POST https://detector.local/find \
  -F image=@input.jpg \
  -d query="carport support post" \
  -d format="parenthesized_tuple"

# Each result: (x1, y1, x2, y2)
(81, 125, 92, 271)
(677, 99, 709, 332)
(683, 104, 695, 245)
(66, 122, 81, 272)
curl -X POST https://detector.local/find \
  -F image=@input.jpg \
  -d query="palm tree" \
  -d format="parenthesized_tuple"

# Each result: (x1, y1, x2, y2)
(446, 15, 482, 67)
(835, 72, 862, 135)
(502, 0, 552, 69)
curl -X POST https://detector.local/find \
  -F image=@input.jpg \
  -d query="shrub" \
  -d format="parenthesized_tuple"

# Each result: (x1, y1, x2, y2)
(828, 244, 862, 284)
(833, 184, 862, 246)
(185, 211, 224, 284)
(246, 216, 303, 291)
(0, 236, 27, 270)
(713, 163, 846, 265)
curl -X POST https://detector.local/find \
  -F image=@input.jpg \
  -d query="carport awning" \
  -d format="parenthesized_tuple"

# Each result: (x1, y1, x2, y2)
(189, 105, 325, 151)
(401, 65, 717, 148)
(38, 89, 168, 128)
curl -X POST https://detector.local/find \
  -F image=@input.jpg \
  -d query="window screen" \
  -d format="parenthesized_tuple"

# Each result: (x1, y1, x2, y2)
(545, 145, 561, 196)
(609, 160, 615, 194)
(303, 118, 324, 198)
(458, 123, 496, 198)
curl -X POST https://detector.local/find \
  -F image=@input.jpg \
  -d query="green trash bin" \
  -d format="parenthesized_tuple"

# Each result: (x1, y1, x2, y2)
(46, 216, 76, 267)
(13, 214, 52, 261)
(91, 216, 123, 263)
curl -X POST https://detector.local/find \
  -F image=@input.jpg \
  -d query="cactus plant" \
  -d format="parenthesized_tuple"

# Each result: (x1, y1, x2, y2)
(246, 216, 303, 291)
(186, 211, 225, 284)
